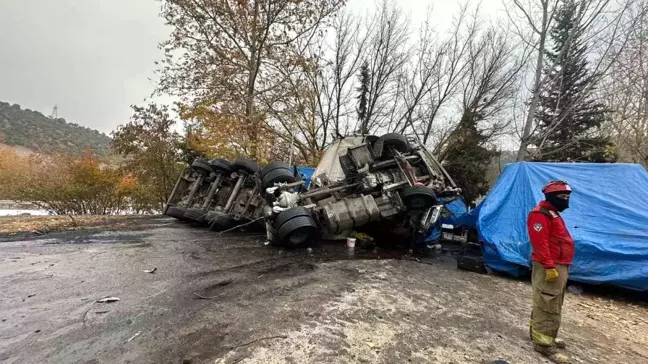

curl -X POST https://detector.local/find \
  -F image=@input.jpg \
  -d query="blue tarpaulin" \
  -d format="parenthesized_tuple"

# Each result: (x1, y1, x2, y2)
(293, 167, 315, 187)
(473, 162, 648, 291)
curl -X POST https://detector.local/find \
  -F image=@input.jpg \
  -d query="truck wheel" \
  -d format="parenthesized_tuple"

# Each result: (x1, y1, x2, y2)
(210, 159, 232, 174)
(262, 168, 296, 191)
(277, 216, 319, 247)
(166, 205, 187, 220)
(191, 159, 213, 174)
(373, 133, 411, 159)
(399, 186, 437, 210)
(231, 158, 260, 175)
(207, 212, 233, 231)
(184, 207, 207, 223)
(274, 207, 312, 230)
(260, 161, 291, 177)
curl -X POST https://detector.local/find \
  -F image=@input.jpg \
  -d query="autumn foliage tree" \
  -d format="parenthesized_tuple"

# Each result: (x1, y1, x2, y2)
(112, 104, 184, 209)
(157, 0, 346, 162)
(0, 146, 148, 214)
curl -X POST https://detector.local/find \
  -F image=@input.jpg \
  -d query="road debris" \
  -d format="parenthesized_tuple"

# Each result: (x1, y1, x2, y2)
(193, 292, 218, 300)
(126, 331, 142, 342)
(143, 267, 157, 274)
(96, 297, 120, 303)
(227, 335, 288, 350)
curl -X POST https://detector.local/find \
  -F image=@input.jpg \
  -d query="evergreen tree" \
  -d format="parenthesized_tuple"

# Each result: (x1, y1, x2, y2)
(356, 61, 370, 134)
(531, 0, 615, 162)
(441, 109, 500, 205)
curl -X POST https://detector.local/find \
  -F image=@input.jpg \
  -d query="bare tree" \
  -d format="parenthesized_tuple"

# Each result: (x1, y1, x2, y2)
(505, 0, 560, 160)
(602, 0, 648, 165)
(507, 0, 641, 160)
(359, 0, 411, 134)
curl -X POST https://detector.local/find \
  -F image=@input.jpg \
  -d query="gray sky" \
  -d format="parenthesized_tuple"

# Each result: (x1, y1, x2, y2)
(0, 0, 503, 135)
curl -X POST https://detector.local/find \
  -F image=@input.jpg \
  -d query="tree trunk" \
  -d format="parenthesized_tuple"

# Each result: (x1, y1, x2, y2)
(516, 7, 549, 161)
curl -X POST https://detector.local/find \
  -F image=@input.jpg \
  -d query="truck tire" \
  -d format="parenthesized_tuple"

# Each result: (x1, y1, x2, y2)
(262, 168, 296, 191)
(260, 161, 291, 178)
(277, 215, 319, 247)
(274, 207, 312, 230)
(210, 159, 232, 174)
(166, 205, 187, 220)
(191, 159, 213, 174)
(207, 211, 233, 231)
(184, 207, 207, 223)
(373, 133, 411, 159)
(231, 158, 260, 175)
(399, 186, 437, 210)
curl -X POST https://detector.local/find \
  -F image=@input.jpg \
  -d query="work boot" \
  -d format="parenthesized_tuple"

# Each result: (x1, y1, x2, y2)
(534, 344, 570, 363)
(554, 338, 567, 349)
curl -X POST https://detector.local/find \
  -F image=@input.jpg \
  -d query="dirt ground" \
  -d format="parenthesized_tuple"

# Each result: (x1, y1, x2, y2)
(0, 214, 154, 235)
(0, 217, 646, 364)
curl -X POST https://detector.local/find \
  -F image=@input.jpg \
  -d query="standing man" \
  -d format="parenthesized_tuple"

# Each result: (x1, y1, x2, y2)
(528, 180, 574, 364)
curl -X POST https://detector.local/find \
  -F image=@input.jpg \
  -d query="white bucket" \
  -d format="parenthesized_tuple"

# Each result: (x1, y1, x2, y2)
(346, 237, 356, 248)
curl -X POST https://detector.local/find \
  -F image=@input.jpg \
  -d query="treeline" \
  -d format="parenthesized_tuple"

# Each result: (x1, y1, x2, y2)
(140, 0, 647, 204)
(0, 101, 112, 156)
(0, 104, 192, 215)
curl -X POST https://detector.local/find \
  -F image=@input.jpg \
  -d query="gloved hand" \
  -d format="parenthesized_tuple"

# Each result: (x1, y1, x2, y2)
(545, 268, 559, 282)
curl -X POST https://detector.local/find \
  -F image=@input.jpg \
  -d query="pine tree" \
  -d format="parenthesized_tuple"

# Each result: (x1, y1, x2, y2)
(356, 61, 370, 134)
(441, 109, 500, 205)
(531, 0, 615, 162)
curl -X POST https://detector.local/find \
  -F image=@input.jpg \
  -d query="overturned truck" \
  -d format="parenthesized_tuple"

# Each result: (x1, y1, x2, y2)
(261, 134, 462, 252)
(164, 133, 463, 251)
(164, 158, 266, 231)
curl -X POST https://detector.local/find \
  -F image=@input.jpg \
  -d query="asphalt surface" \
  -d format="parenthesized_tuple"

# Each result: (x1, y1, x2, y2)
(1, 217, 647, 364)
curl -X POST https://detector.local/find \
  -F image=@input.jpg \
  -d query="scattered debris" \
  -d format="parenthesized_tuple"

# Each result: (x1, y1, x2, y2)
(95, 310, 109, 314)
(31, 225, 51, 236)
(227, 335, 288, 350)
(34, 330, 41, 333)
(193, 292, 218, 300)
(143, 267, 157, 274)
(96, 297, 120, 303)
(126, 331, 142, 342)
(27, 294, 35, 298)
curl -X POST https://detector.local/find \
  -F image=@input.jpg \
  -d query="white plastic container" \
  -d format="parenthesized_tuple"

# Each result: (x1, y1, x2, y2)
(346, 237, 356, 248)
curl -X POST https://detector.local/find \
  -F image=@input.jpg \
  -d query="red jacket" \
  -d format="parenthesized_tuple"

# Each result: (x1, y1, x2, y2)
(527, 201, 575, 269)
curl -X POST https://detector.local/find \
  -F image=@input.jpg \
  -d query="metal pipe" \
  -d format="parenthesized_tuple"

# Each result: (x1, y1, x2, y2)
(371, 155, 418, 170)
(202, 174, 224, 209)
(184, 173, 205, 206)
(164, 166, 188, 211)
(298, 183, 361, 200)
(224, 174, 245, 212)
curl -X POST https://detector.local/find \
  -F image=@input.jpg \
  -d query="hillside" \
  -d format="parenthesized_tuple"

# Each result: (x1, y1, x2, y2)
(0, 102, 112, 156)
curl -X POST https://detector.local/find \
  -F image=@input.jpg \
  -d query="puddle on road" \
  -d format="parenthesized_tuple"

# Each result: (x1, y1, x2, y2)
(41, 230, 151, 245)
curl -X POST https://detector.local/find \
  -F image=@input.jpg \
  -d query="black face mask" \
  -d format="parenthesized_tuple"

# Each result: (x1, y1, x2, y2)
(545, 192, 570, 212)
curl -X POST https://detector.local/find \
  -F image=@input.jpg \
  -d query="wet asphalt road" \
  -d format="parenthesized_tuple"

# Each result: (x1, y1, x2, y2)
(1, 217, 647, 364)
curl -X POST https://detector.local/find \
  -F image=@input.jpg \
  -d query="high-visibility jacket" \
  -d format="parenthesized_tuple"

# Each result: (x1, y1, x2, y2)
(527, 201, 575, 269)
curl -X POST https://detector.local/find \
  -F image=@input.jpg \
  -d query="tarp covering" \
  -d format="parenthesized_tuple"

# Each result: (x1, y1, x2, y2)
(475, 162, 648, 291)
(292, 167, 315, 188)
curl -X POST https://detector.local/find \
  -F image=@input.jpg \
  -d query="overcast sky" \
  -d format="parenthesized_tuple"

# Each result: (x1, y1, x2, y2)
(0, 0, 503, 135)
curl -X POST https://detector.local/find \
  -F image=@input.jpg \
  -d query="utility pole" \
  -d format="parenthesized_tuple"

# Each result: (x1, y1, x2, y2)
(50, 105, 58, 119)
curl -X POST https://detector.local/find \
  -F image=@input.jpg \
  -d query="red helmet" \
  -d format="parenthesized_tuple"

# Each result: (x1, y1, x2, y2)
(542, 180, 572, 194)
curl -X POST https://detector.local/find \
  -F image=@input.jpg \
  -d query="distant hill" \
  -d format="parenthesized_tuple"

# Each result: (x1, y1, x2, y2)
(0, 101, 112, 156)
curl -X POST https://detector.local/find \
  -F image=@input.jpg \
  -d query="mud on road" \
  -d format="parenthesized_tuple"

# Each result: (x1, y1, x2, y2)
(1, 217, 647, 364)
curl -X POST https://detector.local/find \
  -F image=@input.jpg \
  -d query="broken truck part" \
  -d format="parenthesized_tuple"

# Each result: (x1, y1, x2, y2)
(261, 133, 462, 251)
